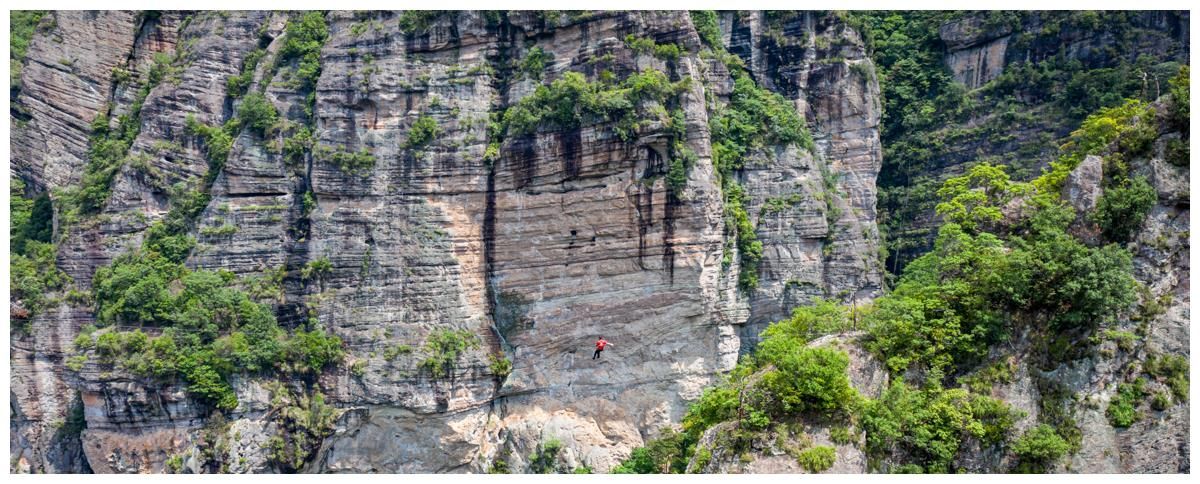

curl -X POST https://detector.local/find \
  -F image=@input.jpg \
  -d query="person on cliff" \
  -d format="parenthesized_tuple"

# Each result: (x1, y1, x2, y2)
(593, 337, 611, 360)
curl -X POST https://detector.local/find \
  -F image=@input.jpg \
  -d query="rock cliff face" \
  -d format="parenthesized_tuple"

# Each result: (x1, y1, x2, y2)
(11, 11, 883, 473)
(879, 10, 1189, 270)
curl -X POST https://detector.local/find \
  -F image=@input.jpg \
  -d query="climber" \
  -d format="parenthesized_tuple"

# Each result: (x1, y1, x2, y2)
(593, 337, 611, 360)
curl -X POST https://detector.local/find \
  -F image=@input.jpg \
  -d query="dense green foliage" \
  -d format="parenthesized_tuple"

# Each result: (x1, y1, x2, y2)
(528, 440, 560, 473)
(935, 163, 1025, 233)
(618, 84, 1154, 469)
(265, 385, 339, 472)
(185, 115, 237, 169)
(1092, 176, 1157, 242)
(398, 11, 447, 34)
(868, 160, 1137, 378)
(796, 445, 836, 473)
(1011, 424, 1071, 472)
(1167, 66, 1189, 132)
(10, 178, 53, 254)
(855, 11, 1184, 272)
(517, 46, 552, 81)
(861, 381, 1018, 473)
(1144, 353, 1189, 403)
(1106, 378, 1147, 427)
(315, 145, 376, 174)
(10, 11, 47, 88)
(611, 429, 690, 474)
(9, 178, 68, 322)
(86, 243, 343, 409)
(1036, 99, 1157, 193)
(277, 12, 327, 92)
(418, 329, 480, 379)
(624, 34, 684, 61)
(689, 11, 721, 48)
(405, 115, 440, 149)
(236, 92, 280, 136)
(226, 48, 267, 98)
(496, 70, 690, 142)
(756, 346, 855, 416)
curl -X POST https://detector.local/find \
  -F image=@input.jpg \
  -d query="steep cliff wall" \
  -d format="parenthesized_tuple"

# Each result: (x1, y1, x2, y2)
(870, 11, 1189, 271)
(10, 10, 882, 473)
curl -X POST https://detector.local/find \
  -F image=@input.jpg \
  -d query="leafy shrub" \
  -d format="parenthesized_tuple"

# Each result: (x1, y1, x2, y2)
(264, 387, 338, 472)
(1167, 65, 1189, 132)
(315, 145, 376, 174)
(830, 426, 854, 445)
(760, 298, 851, 344)
(487, 458, 510, 474)
(1035, 100, 1155, 193)
(283, 126, 314, 164)
(301, 257, 333, 283)
(10, 181, 69, 319)
(1092, 176, 1156, 242)
(518, 46, 552, 81)
(1012, 424, 1070, 472)
(1150, 391, 1172, 411)
(611, 428, 689, 474)
(1106, 378, 1146, 428)
(860, 381, 1017, 473)
(624, 35, 683, 61)
(665, 145, 697, 197)
(1144, 353, 1189, 402)
(528, 438, 563, 474)
(405, 115, 440, 149)
(88, 245, 342, 409)
(796, 445, 836, 473)
(10, 178, 53, 254)
(280, 329, 344, 374)
(755, 346, 855, 416)
(690, 11, 721, 48)
(679, 358, 760, 440)
(934, 163, 1025, 233)
(236, 92, 279, 135)
(382, 344, 412, 361)
(418, 329, 479, 378)
(488, 354, 512, 378)
(226, 49, 266, 98)
(1165, 138, 1189, 167)
(165, 454, 184, 473)
(277, 12, 328, 92)
(185, 115, 236, 168)
(398, 11, 446, 34)
(11, 11, 48, 87)
(498, 70, 689, 141)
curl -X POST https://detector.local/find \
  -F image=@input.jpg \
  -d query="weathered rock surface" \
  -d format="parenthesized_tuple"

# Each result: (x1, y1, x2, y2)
(9, 10, 1189, 475)
(11, 10, 883, 473)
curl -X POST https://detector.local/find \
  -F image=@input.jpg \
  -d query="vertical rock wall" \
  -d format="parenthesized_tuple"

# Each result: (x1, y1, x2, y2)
(10, 10, 882, 473)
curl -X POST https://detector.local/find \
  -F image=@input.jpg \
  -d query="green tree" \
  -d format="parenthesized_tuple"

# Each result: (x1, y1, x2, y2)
(1092, 176, 1157, 242)
(935, 163, 1026, 233)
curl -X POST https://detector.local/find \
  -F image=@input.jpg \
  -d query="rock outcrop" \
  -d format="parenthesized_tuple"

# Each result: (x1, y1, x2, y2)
(10, 10, 883, 473)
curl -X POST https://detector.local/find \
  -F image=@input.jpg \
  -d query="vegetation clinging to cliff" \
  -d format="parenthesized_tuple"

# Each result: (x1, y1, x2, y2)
(496, 69, 690, 142)
(10, 10, 47, 89)
(9, 178, 69, 323)
(616, 86, 1165, 470)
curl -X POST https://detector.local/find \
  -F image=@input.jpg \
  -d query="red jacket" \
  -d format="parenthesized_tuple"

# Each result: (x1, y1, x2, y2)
(595, 339, 609, 350)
